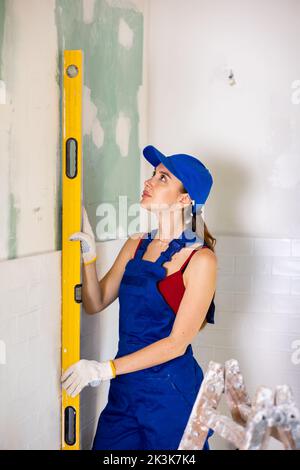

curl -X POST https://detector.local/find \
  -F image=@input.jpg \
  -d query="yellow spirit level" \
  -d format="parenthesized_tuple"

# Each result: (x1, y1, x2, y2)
(61, 50, 83, 450)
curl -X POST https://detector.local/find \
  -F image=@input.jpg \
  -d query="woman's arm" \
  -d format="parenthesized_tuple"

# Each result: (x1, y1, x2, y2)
(82, 233, 144, 314)
(113, 248, 217, 376)
(71, 206, 144, 314)
(82, 261, 103, 314)
(113, 336, 183, 375)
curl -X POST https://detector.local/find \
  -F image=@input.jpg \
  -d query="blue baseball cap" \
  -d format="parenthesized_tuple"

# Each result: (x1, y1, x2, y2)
(142, 145, 213, 214)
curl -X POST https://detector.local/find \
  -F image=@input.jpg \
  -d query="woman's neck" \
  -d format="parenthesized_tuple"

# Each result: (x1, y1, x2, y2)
(154, 222, 185, 243)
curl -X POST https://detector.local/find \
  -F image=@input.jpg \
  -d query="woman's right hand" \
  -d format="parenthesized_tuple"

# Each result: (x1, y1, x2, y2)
(69, 206, 97, 265)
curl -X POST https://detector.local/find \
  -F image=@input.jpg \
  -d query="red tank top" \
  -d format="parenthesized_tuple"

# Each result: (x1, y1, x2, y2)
(133, 238, 210, 315)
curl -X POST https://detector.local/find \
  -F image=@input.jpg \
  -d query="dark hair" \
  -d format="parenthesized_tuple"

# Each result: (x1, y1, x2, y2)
(180, 183, 216, 331)
(180, 184, 217, 253)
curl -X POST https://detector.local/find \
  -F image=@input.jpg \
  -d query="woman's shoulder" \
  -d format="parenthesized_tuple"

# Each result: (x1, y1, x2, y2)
(186, 243, 217, 270)
(193, 243, 217, 259)
(183, 246, 217, 287)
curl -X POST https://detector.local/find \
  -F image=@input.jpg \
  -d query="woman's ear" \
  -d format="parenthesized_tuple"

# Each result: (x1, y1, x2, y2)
(178, 192, 192, 208)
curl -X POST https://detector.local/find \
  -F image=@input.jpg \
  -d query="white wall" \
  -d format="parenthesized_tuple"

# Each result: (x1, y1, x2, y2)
(146, 0, 300, 450)
(0, 252, 61, 449)
(0, 0, 61, 449)
(146, 0, 300, 238)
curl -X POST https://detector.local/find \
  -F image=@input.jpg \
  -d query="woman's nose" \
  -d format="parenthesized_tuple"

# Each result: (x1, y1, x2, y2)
(145, 178, 153, 188)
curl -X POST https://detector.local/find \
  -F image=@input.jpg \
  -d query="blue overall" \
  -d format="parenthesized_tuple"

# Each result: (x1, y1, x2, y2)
(92, 229, 215, 450)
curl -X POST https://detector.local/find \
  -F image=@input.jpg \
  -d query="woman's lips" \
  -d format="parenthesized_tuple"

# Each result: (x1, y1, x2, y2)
(142, 191, 151, 197)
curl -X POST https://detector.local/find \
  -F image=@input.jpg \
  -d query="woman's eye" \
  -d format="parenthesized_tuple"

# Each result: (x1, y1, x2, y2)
(152, 171, 166, 182)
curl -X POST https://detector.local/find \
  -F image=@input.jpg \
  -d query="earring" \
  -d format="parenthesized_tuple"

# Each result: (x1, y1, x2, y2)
(190, 200, 195, 216)
(192, 212, 196, 232)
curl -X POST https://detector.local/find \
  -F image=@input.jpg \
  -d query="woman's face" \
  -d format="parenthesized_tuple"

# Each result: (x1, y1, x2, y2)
(141, 163, 188, 213)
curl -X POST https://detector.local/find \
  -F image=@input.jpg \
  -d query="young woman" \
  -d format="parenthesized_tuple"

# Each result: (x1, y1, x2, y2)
(61, 145, 217, 450)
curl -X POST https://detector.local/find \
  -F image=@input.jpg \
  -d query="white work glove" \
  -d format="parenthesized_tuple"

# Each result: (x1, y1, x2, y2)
(61, 359, 116, 398)
(69, 206, 97, 265)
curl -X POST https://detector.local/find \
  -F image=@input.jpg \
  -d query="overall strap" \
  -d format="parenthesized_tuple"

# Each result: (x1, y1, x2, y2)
(133, 237, 144, 258)
(155, 229, 202, 268)
(133, 229, 156, 260)
(156, 239, 186, 267)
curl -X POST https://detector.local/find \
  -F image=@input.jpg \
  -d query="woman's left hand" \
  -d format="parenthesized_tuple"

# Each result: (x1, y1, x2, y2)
(61, 359, 115, 397)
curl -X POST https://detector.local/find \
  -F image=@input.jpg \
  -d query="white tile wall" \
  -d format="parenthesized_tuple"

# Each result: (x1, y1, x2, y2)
(192, 235, 300, 450)
(0, 252, 61, 450)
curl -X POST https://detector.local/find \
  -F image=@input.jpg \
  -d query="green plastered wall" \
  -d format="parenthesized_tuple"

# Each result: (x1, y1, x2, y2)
(0, 0, 145, 260)
(55, 0, 144, 245)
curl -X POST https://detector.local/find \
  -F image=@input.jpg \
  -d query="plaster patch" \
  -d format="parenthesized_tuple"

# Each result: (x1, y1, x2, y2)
(116, 111, 131, 156)
(83, 85, 104, 149)
(82, 0, 96, 24)
(92, 119, 104, 149)
(118, 17, 134, 49)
